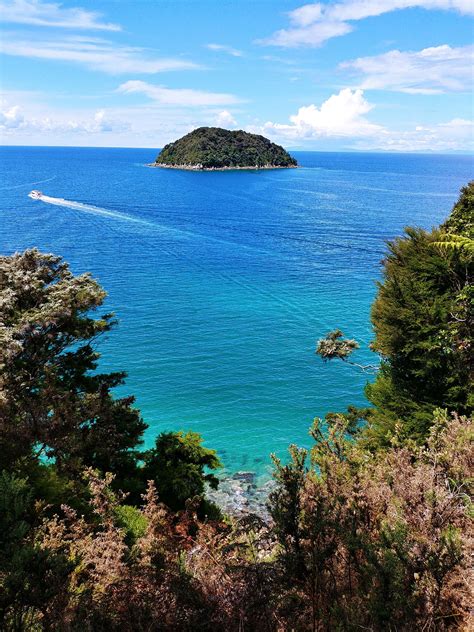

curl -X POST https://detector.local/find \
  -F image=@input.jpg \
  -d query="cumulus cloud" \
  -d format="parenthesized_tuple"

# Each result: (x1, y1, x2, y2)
(261, 90, 473, 151)
(0, 0, 120, 31)
(206, 43, 243, 57)
(214, 110, 237, 128)
(264, 89, 384, 139)
(118, 80, 243, 106)
(0, 35, 200, 74)
(341, 44, 474, 93)
(260, 0, 474, 47)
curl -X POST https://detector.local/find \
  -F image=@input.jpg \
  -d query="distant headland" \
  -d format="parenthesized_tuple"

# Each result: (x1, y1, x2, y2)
(151, 127, 298, 171)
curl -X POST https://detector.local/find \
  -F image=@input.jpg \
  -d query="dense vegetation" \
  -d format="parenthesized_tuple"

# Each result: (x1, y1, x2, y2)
(317, 180, 473, 447)
(0, 184, 472, 630)
(155, 127, 298, 169)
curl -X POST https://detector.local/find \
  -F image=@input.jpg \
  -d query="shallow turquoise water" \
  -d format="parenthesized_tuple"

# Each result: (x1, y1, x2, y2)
(1, 147, 472, 479)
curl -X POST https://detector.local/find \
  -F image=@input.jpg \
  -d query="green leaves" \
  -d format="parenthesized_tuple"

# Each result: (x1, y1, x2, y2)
(0, 249, 146, 489)
(142, 431, 222, 513)
(316, 329, 359, 361)
(365, 188, 473, 446)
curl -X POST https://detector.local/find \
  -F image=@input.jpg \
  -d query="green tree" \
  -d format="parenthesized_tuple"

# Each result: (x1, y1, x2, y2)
(442, 180, 474, 236)
(315, 183, 473, 447)
(367, 217, 472, 444)
(142, 431, 221, 513)
(0, 249, 146, 490)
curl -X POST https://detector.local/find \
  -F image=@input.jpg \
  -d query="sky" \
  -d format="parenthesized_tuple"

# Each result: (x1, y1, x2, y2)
(0, 0, 473, 151)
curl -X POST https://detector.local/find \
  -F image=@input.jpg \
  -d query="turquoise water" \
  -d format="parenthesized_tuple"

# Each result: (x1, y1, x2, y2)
(1, 147, 472, 479)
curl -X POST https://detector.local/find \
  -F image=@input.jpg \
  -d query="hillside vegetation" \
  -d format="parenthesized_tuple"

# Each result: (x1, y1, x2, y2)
(155, 127, 297, 169)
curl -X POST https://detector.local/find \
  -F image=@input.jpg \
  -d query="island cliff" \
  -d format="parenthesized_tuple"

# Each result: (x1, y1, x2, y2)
(153, 127, 297, 170)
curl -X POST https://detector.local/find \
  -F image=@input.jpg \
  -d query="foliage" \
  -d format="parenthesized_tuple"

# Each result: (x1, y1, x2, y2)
(114, 504, 148, 544)
(142, 431, 222, 514)
(0, 249, 220, 515)
(0, 249, 146, 491)
(316, 183, 473, 446)
(316, 329, 359, 361)
(156, 127, 297, 169)
(366, 220, 472, 445)
(432, 232, 474, 255)
(268, 412, 473, 631)
(442, 180, 474, 237)
(1, 415, 471, 631)
(0, 471, 72, 631)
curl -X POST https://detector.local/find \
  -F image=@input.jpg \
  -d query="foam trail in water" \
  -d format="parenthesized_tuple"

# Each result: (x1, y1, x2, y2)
(34, 193, 274, 255)
(33, 194, 331, 329)
(38, 195, 154, 228)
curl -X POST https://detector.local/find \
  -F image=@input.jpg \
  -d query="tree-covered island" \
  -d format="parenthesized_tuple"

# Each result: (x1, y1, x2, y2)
(153, 127, 298, 170)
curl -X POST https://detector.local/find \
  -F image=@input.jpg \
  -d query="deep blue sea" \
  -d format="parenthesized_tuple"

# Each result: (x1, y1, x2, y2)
(1, 147, 472, 480)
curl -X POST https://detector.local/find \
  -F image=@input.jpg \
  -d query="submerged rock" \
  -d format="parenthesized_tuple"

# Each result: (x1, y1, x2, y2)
(206, 471, 275, 522)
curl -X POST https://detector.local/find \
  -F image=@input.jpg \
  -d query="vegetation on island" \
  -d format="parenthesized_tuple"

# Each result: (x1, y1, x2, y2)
(155, 127, 298, 169)
(0, 183, 472, 630)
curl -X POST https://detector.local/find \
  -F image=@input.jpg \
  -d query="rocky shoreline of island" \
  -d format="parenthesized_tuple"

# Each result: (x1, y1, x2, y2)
(147, 162, 298, 171)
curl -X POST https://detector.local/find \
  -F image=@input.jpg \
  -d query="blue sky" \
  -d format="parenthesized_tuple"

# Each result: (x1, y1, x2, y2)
(0, 0, 473, 151)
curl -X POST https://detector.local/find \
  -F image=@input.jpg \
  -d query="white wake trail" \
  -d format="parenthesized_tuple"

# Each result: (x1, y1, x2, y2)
(38, 195, 154, 227)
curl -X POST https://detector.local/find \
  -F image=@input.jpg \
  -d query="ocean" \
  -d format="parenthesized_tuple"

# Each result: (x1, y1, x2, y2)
(1, 146, 472, 480)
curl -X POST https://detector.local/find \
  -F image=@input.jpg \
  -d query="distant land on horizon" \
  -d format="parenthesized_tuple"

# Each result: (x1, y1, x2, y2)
(0, 145, 472, 158)
(152, 127, 298, 171)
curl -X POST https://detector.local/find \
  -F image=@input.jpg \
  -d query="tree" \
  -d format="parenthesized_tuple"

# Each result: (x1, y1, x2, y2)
(442, 180, 474, 237)
(142, 431, 221, 513)
(0, 249, 146, 489)
(315, 183, 473, 446)
(367, 217, 472, 444)
(316, 329, 377, 372)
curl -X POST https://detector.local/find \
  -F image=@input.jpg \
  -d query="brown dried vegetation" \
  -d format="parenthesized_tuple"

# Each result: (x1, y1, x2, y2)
(1, 412, 471, 631)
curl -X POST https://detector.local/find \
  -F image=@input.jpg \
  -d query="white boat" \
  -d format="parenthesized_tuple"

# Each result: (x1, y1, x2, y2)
(28, 190, 43, 199)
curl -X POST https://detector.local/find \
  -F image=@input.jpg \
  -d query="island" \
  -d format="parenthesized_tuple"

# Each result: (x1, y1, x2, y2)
(152, 127, 298, 170)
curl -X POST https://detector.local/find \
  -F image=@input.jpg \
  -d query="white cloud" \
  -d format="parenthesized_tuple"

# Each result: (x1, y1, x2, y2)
(260, 0, 474, 47)
(260, 20, 353, 47)
(264, 89, 385, 138)
(0, 103, 25, 128)
(0, 101, 128, 134)
(261, 90, 473, 151)
(214, 110, 237, 128)
(341, 44, 474, 93)
(206, 43, 243, 57)
(0, 35, 200, 74)
(118, 80, 243, 106)
(0, 0, 120, 31)
(354, 117, 474, 151)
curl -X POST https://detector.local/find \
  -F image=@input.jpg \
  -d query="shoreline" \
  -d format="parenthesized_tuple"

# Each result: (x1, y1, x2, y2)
(206, 470, 275, 521)
(146, 162, 298, 172)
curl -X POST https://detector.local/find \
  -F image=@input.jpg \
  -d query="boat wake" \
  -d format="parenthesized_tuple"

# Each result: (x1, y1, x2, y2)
(33, 194, 153, 227)
(27, 193, 331, 329)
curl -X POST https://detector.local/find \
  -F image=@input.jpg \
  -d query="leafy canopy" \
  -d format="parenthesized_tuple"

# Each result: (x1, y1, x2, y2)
(142, 430, 221, 512)
(0, 249, 146, 483)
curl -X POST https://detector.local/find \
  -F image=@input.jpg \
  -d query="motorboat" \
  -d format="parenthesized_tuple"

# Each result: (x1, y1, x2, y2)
(28, 190, 43, 199)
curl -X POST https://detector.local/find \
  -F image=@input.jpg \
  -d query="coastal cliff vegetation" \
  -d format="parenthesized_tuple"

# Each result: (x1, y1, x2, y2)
(0, 183, 472, 631)
(155, 127, 298, 170)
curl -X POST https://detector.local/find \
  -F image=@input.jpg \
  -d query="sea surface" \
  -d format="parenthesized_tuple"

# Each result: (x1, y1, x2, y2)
(1, 147, 472, 480)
